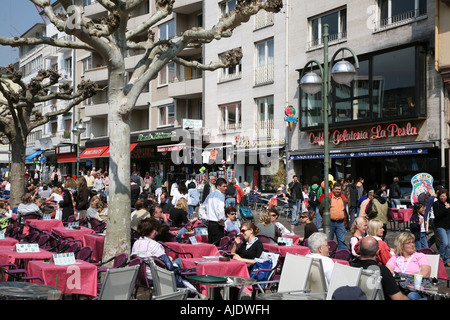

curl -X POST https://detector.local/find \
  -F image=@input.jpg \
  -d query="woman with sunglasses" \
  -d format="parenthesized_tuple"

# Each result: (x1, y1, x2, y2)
(300, 211, 318, 245)
(224, 206, 241, 235)
(231, 222, 264, 265)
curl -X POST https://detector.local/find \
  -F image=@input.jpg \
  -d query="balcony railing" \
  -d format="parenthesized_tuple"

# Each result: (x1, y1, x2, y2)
(254, 64, 274, 86)
(219, 122, 242, 131)
(308, 32, 347, 49)
(255, 119, 274, 139)
(374, 9, 427, 31)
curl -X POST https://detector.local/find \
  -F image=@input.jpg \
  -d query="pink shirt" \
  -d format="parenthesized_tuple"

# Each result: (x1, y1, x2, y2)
(386, 252, 430, 274)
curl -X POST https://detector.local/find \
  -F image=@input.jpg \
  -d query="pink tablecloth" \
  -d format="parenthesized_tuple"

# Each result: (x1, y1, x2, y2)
(181, 233, 209, 244)
(0, 238, 19, 247)
(53, 226, 95, 246)
(181, 258, 250, 296)
(23, 219, 64, 235)
(332, 258, 350, 265)
(282, 235, 301, 245)
(399, 208, 413, 222)
(164, 242, 219, 259)
(83, 233, 105, 262)
(27, 260, 98, 297)
(263, 243, 311, 256)
(0, 246, 53, 265)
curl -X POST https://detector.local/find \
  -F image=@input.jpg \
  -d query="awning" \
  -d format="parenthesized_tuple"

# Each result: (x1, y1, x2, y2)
(100, 143, 138, 157)
(157, 143, 185, 153)
(57, 153, 77, 163)
(25, 150, 44, 161)
(79, 146, 109, 159)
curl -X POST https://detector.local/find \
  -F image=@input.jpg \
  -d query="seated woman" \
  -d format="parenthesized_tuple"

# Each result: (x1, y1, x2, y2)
(17, 193, 41, 218)
(86, 195, 100, 221)
(169, 198, 189, 228)
(269, 207, 293, 236)
(256, 210, 280, 243)
(131, 218, 196, 292)
(349, 217, 368, 258)
(224, 206, 240, 236)
(386, 231, 431, 300)
(231, 221, 264, 265)
(367, 219, 392, 265)
(299, 210, 318, 244)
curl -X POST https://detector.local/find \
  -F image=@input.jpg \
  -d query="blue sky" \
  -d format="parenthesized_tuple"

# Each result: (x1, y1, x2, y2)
(0, 1, 45, 67)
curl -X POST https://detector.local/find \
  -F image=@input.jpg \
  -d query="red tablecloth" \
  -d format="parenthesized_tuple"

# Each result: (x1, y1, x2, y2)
(0, 238, 19, 247)
(83, 233, 105, 262)
(282, 235, 301, 245)
(0, 246, 53, 265)
(399, 208, 413, 222)
(164, 242, 219, 259)
(181, 258, 250, 296)
(332, 258, 350, 265)
(181, 233, 209, 243)
(263, 243, 311, 256)
(23, 219, 64, 235)
(53, 226, 95, 246)
(27, 260, 98, 297)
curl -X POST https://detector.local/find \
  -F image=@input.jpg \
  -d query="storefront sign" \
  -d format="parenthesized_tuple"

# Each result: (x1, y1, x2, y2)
(137, 132, 174, 142)
(234, 135, 285, 148)
(182, 119, 203, 129)
(309, 122, 419, 146)
(131, 147, 153, 159)
(289, 148, 428, 160)
(157, 144, 185, 153)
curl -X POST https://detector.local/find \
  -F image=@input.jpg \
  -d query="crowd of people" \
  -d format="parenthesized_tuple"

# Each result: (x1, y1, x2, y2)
(1, 165, 449, 300)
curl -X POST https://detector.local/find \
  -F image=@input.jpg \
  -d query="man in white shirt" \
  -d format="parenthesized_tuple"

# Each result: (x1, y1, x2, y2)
(201, 177, 227, 245)
(306, 232, 335, 287)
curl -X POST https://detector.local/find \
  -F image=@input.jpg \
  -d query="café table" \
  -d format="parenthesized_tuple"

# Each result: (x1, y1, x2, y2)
(187, 275, 256, 300)
(181, 257, 250, 297)
(52, 226, 96, 246)
(27, 259, 98, 298)
(83, 233, 105, 262)
(23, 219, 64, 235)
(164, 242, 219, 260)
(181, 233, 209, 244)
(0, 281, 60, 300)
(0, 237, 19, 247)
(282, 235, 301, 245)
(405, 281, 450, 300)
(262, 243, 311, 256)
(0, 246, 53, 266)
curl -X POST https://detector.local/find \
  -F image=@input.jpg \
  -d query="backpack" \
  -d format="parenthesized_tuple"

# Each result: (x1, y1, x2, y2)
(309, 186, 319, 206)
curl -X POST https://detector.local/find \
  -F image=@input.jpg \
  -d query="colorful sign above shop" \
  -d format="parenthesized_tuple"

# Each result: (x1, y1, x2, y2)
(137, 132, 174, 142)
(309, 122, 419, 146)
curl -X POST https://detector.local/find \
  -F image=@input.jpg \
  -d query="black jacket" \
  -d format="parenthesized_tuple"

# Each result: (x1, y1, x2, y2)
(288, 181, 303, 202)
(60, 189, 76, 222)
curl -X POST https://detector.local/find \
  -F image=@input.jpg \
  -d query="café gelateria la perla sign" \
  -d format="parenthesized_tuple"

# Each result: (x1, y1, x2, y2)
(309, 122, 419, 146)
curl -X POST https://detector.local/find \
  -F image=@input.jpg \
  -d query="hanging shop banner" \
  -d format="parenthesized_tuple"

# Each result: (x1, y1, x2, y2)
(411, 173, 434, 205)
(157, 144, 185, 153)
(289, 148, 428, 160)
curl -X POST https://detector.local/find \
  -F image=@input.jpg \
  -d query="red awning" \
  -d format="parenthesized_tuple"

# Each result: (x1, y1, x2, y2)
(57, 153, 77, 163)
(100, 143, 138, 157)
(79, 146, 109, 159)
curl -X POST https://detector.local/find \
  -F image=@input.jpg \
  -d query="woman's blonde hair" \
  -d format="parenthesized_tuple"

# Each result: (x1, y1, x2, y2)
(89, 195, 99, 208)
(176, 198, 188, 212)
(367, 219, 383, 237)
(351, 217, 367, 234)
(259, 210, 271, 226)
(52, 186, 62, 194)
(393, 232, 415, 256)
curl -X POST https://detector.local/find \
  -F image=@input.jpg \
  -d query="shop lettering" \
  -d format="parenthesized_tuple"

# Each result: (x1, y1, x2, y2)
(137, 132, 174, 141)
(309, 122, 419, 146)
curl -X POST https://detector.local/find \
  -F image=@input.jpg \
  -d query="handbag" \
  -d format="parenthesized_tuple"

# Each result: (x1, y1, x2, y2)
(239, 206, 254, 220)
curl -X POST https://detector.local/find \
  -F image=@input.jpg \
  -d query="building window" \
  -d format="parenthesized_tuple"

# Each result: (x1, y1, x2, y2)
(309, 8, 347, 49)
(219, 102, 241, 131)
(64, 57, 72, 78)
(220, 0, 236, 16)
(255, 38, 274, 85)
(159, 20, 175, 40)
(255, 96, 274, 139)
(158, 62, 176, 86)
(218, 50, 242, 82)
(159, 104, 176, 127)
(376, 0, 427, 31)
(81, 56, 92, 76)
(300, 45, 426, 129)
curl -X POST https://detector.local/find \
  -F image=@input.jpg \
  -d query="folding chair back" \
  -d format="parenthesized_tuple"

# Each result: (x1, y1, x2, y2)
(152, 289, 189, 300)
(277, 253, 313, 293)
(358, 267, 383, 300)
(424, 254, 440, 279)
(305, 258, 327, 298)
(97, 265, 139, 300)
(326, 263, 363, 300)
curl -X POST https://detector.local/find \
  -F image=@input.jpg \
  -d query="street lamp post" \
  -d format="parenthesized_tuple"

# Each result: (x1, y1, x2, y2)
(72, 119, 86, 176)
(299, 24, 359, 240)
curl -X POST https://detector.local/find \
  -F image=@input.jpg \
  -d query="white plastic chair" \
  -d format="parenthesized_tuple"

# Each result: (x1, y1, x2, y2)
(147, 257, 177, 296)
(325, 263, 363, 300)
(358, 267, 384, 300)
(424, 254, 440, 279)
(96, 265, 139, 300)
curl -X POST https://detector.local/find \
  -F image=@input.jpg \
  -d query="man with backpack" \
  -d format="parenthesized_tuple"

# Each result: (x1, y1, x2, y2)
(308, 176, 323, 230)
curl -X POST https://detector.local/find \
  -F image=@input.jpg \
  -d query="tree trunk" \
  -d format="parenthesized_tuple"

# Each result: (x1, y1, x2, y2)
(101, 64, 132, 260)
(9, 139, 26, 209)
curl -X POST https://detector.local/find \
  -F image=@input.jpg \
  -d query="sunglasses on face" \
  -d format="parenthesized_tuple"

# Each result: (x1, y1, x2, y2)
(240, 229, 249, 233)
(229, 213, 236, 215)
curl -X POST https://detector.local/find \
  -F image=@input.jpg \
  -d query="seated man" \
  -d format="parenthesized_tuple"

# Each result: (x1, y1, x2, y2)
(351, 236, 409, 300)
(305, 232, 335, 287)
